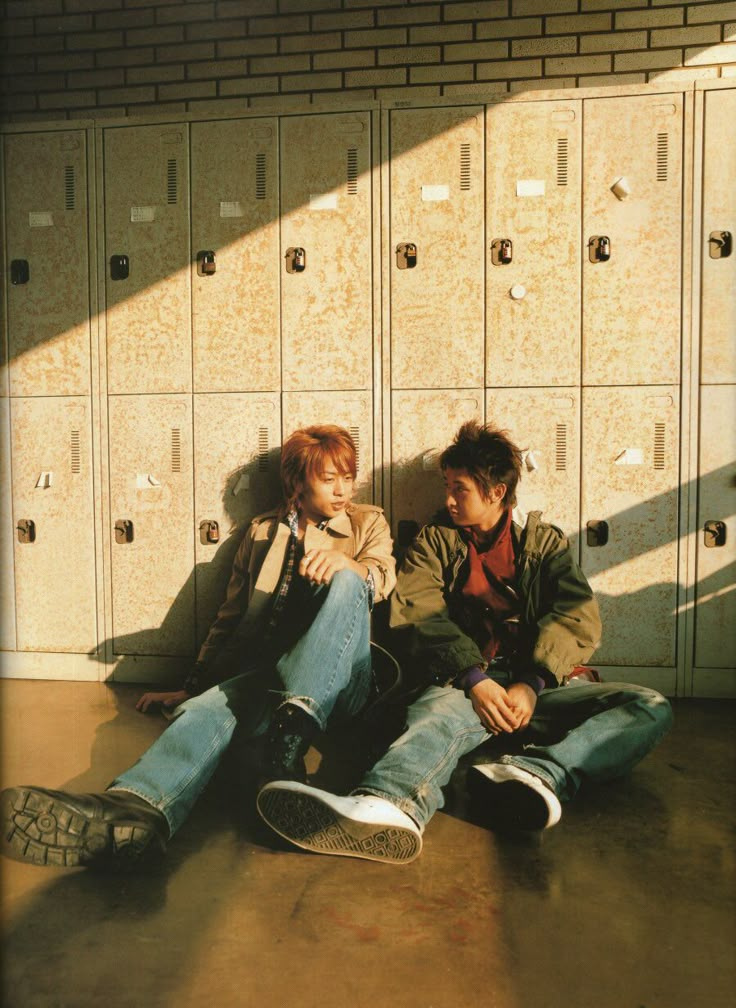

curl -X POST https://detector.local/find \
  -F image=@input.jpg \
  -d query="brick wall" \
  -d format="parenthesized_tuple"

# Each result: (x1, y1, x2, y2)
(1, 0, 734, 122)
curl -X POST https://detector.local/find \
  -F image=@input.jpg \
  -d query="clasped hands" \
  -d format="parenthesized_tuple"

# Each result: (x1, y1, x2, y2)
(469, 677, 537, 735)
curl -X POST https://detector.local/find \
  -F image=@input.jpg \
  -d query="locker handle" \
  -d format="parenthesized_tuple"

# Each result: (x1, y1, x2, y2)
(491, 238, 513, 266)
(197, 250, 216, 276)
(708, 231, 732, 259)
(17, 519, 36, 544)
(395, 242, 417, 269)
(285, 247, 306, 273)
(586, 520, 609, 547)
(704, 520, 727, 548)
(588, 236, 611, 263)
(110, 254, 130, 281)
(199, 519, 220, 545)
(114, 519, 134, 544)
(11, 259, 30, 285)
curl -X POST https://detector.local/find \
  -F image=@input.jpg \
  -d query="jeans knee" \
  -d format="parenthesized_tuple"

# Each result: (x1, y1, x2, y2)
(325, 567, 367, 605)
(633, 686, 674, 733)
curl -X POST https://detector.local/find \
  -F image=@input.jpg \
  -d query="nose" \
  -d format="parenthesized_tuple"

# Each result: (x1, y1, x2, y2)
(334, 477, 345, 496)
(446, 490, 456, 509)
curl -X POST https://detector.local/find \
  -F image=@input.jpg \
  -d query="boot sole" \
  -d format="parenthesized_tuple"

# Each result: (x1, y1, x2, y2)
(1, 787, 166, 871)
(257, 788, 421, 864)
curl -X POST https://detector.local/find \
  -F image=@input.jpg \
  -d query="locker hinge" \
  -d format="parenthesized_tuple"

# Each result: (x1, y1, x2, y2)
(285, 247, 306, 273)
(708, 231, 732, 259)
(114, 519, 134, 544)
(586, 520, 609, 547)
(703, 520, 727, 548)
(11, 259, 30, 285)
(588, 236, 611, 263)
(199, 519, 220, 545)
(17, 519, 36, 543)
(491, 238, 513, 266)
(110, 254, 130, 280)
(196, 250, 216, 276)
(395, 243, 417, 269)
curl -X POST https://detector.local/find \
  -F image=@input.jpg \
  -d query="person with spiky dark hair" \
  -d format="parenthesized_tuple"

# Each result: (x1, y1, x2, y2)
(258, 421, 673, 864)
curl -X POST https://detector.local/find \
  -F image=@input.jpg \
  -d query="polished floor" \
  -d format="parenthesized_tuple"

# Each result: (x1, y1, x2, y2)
(1, 679, 734, 1008)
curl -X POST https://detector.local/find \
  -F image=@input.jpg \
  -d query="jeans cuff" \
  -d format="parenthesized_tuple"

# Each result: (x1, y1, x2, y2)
(497, 755, 559, 796)
(106, 785, 175, 837)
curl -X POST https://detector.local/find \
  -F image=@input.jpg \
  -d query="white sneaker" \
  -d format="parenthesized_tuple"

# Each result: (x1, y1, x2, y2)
(468, 762, 562, 831)
(257, 781, 422, 864)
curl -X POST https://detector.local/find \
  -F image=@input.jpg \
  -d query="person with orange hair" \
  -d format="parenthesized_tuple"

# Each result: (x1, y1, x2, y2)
(2, 425, 395, 871)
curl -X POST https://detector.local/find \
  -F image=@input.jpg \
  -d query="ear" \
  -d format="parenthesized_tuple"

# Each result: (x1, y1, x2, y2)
(489, 482, 507, 504)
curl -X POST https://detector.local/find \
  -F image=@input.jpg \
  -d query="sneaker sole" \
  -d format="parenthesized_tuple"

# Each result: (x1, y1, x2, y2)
(1, 787, 165, 871)
(257, 789, 421, 864)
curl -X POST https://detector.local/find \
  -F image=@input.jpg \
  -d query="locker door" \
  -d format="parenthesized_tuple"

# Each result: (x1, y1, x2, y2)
(581, 387, 679, 669)
(4, 131, 91, 397)
(108, 395, 194, 657)
(193, 393, 281, 646)
(280, 112, 373, 391)
(486, 388, 580, 539)
(103, 125, 191, 395)
(700, 87, 736, 384)
(486, 100, 582, 388)
(191, 119, 280, 393)
(582, 94, 683, 386)
(282, 391, 374, 503)
(1, 397, 16, 651)
(391, 390, 483, 535)
(10, 397, 96, 653)
(390, 107, 484, 389)
(693, 386, 736, 682)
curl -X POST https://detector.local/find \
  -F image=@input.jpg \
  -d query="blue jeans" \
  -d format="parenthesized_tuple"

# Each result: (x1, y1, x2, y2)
(109, 569, 372, 836)
(358, 675, 674, 828)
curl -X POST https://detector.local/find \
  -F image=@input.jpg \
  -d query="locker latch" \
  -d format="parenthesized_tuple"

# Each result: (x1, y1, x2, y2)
(17, 519, 35, 544)
(114, 519, 134, 544)
(11, 259, 30, 285)
(588, 236, 611, 263)
(708, 231, 732, 259)
(586, 520, 609, 547)
(491, 238, 513, 266)
(704, 520, 727, 548)
(285, 247, 306, 273)
(197, 250, 216, 276)
(395, 243, 417, 270)
(110, 254, 130, 281)
(199, 519, 220, 545)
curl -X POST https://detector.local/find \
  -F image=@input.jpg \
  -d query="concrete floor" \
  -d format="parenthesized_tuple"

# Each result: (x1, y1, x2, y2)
(1, 679, 734, 1008)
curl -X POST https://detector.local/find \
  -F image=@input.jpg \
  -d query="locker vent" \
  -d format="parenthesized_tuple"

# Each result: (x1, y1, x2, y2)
(555, 424, 568, 471)
(656, 133, 668, 181)
(171, 428, 182, 472)
(349, 425, 360, 470)
(347, 148, 358, 195)
(653, 423, 666, 470)
(70, 429, 81, 473)
(556, 138, 569, 186)
(166, 158, 178, 204)
(255, 153, 267, 200)
(257, 427, 269, 471)
(460, 143, 471, 191)
(64, 166, 76, 210)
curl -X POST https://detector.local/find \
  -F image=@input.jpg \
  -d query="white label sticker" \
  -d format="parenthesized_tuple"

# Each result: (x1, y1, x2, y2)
(130, 206, 156, 223)
(421, 184, 449, 202)
(35, 471, 53, 489)
(136, 473, 161, 488)
(233, 473, 250, 495)
(309, 193, 338, 211)
(220, 201, 244, 218)
(422, 449, 442, 470)
(29, 212, 54, 228)
(614, 448, 644, 466)
(516, 179, 545, 197)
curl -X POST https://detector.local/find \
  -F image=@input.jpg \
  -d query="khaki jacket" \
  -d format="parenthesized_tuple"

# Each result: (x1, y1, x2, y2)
(196, 503, 396, 679)
(389, 512, 601, 690)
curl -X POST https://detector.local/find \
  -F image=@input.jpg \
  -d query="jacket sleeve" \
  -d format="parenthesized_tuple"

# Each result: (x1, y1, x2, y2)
(389, 525, 483, 686)
(526, 534, 602, 686)
(354, 509, 397, 604)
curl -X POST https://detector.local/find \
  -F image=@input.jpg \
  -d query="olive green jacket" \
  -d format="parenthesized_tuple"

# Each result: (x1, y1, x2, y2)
(388, 512, 601, 690)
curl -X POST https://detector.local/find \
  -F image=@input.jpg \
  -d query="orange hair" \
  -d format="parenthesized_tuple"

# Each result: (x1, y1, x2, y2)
(280, 425, 357, 512)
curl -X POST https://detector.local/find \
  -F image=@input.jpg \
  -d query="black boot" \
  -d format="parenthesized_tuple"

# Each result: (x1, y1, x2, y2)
(1, 786, 169, 871)
(259, 703, 320, 788)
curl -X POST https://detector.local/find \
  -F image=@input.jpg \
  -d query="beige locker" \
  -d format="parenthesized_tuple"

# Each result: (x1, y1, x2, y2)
(103, 124, 191, 395)
(0, 397, 16, 651)
(280, 112, 373, 391)
(582, 94, 683, 386)
(282, 390, 374, 503)
(486, 388, 580, 539)
(693, 385, 736, 676)
(700, 87, 736, 384)
(3, 131, 91, 397)
(390, 390, 483, 535)
(10, 397, 96, 653)
(193, 392, 281, 645)
(191, 119, 280, 393)
(581, 387, 679, 668)
(108, 394, 195, 657)
(389, 107, 484, 389)
(486, 100, 582, 388)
